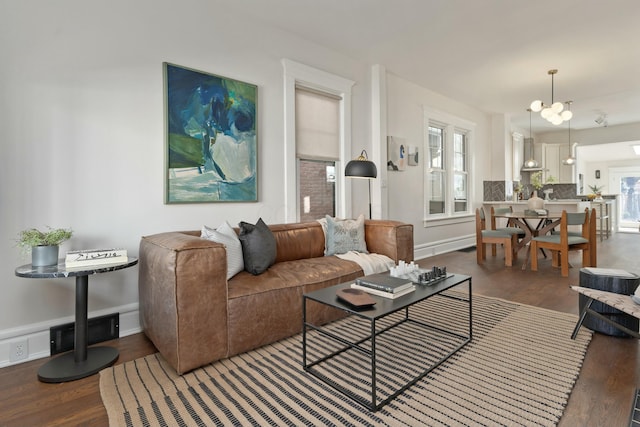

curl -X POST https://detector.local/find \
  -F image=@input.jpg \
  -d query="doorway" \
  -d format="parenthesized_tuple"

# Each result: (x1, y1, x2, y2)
(611, 167, 640, 233)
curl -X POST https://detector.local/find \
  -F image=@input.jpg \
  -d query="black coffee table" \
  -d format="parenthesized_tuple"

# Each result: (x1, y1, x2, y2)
(302, 273, 472, 411)
(15, 258, 138, 382)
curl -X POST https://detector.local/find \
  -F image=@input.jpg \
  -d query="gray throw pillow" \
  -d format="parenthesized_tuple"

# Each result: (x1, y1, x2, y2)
(325, 214, 368, 256)
(238, 218, 277, 275)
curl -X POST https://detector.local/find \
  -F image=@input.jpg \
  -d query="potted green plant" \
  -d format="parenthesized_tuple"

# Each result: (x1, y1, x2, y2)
(513, 182, 523, 201)
(588, 184, 603, 200)
(17, 227, 73, 267)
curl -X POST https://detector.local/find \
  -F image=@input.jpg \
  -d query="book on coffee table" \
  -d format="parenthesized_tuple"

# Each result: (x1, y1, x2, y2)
(355, 273, 414, 293)
(350, 283, 416, 299)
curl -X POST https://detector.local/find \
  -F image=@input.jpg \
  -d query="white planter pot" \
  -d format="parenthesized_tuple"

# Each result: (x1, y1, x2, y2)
(527, 191, 545, 210)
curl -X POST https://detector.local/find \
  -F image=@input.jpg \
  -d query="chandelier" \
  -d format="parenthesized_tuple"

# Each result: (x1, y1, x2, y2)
(530, 69, 573, 125)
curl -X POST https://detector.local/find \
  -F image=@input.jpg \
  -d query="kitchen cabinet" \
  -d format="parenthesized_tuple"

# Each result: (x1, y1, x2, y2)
(512, 132, 523, 182)
(543, 143, 574, 183)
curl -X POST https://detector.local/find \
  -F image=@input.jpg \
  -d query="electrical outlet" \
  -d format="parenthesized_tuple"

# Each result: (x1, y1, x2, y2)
(9, 340, 28, 362)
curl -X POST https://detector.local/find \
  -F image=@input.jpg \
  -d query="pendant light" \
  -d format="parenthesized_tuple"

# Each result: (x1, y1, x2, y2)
(530, 69, 573, 125)
(562, 101, 576, 165)
(523, 108, 539, 169)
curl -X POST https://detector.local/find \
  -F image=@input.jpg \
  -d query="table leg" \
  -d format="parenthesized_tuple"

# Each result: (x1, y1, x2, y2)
(75, 275, 88, 362)
(37, 275, 119, 383)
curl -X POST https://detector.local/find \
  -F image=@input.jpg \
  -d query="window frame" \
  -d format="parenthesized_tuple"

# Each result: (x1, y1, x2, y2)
(427, 123, 446, 215)
(423, 107, 475, 224)
(452, 128, 469, 213)
(282, 59, 355, 222)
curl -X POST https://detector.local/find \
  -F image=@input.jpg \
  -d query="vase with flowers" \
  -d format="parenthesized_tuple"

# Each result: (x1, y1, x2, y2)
(513, 182, 523, 201)
(528, 171, 545, 210)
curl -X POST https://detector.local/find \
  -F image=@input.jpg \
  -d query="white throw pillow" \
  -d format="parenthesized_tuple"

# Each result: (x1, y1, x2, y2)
(201, 221, 244, 280)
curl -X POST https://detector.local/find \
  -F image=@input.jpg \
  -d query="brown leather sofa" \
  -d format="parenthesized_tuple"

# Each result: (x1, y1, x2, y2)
(138, 219, 414, 374)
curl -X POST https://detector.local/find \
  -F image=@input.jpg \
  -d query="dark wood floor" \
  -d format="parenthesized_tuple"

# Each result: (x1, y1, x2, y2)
(1, 232, 638, 426)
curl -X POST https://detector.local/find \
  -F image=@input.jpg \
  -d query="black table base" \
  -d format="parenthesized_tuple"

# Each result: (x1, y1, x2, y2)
(15, 257, 137, 383)
(38, 346, 118, 383)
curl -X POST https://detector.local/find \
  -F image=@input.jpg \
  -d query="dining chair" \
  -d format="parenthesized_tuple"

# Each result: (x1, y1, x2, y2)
(530, 209, 593, 277)
(549, 208, 597, 267)
(475, 208, 516, 267)
(589, 207, 597, 267)
(490, 206, 525, 257)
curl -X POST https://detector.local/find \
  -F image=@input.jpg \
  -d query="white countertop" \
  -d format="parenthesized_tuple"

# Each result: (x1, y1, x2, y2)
(483, 200, 588, 204)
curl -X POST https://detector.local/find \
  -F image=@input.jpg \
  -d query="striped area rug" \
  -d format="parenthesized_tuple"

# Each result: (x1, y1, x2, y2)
(100, 292, 592, 426)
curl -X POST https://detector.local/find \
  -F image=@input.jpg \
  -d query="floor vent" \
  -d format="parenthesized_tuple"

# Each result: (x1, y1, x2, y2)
(50, 313, 119, 355)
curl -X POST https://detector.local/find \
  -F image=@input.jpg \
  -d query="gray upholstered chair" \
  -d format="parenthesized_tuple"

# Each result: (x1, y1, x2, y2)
(475, 208, 516, 267)
(530, 209, 594, 277)
(490, 206, 525, 257)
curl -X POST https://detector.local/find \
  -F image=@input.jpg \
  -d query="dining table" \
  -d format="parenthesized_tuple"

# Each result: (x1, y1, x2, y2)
(493, 211, 562, 270)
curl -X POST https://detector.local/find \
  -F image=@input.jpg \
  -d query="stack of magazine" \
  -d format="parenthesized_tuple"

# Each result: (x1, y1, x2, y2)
(350, 273, 415, 299)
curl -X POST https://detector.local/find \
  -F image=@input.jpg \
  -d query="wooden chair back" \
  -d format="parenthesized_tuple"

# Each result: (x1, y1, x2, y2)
(530, 209, 593, 277)
(475, 208, 514, 267)
(490, 206, 513, 230)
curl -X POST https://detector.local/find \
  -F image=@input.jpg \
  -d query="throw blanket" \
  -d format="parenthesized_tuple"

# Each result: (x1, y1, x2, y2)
(336, 251, 394, 275)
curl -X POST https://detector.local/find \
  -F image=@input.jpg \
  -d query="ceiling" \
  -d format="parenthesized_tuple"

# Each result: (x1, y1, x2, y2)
(223, 0, 640, 134)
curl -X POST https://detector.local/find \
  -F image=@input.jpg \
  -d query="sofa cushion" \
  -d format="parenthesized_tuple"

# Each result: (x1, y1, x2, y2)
(228, 256, 363, 300)
(238, 218, 277, 275)
(324, 214, 368, 256)
(201, 221, 244, 280)
(226, 256, 363, 355)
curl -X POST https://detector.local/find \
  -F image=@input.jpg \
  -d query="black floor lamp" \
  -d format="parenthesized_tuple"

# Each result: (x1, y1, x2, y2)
(345, 149, 377, 218)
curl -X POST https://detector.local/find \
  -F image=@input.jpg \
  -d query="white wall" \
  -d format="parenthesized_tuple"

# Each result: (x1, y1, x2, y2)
(538, 123, 640, 193)
(0, 0, 371, 362)
(385, 73, 492, 256)
(582, 159, 640, 195)
(0, 0, 499, 365)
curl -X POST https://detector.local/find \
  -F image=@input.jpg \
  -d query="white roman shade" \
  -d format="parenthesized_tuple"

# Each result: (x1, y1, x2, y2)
(295, 87, 341, 160)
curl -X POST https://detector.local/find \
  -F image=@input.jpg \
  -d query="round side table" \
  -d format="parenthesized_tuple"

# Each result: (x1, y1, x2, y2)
(15, 257, 138, 383)
(578, 267, 640, 337)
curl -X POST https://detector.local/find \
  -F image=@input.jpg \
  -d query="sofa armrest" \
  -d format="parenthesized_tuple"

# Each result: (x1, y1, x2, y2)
(364, 220, 414, 263)
(139, 231, 229, 374)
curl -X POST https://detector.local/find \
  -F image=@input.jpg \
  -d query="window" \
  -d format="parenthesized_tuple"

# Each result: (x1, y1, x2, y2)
(453, 130, 468, 213)
(424, 109, 475, 220)
(282, 59, 355, 222)
(298, 159, 336, 221)
(428, 125, 445, 214)
(295, 87, 340, 221)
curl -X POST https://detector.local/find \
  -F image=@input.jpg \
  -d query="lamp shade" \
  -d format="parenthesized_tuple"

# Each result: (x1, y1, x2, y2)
(345, 150, 377, 179)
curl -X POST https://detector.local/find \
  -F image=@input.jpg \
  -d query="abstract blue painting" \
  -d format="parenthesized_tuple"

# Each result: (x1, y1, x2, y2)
(164, 63, 257, 203)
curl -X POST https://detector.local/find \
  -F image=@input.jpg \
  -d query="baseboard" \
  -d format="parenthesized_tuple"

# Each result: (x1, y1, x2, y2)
(414, 234, 475, 261)
(0, 303, 140, 369)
